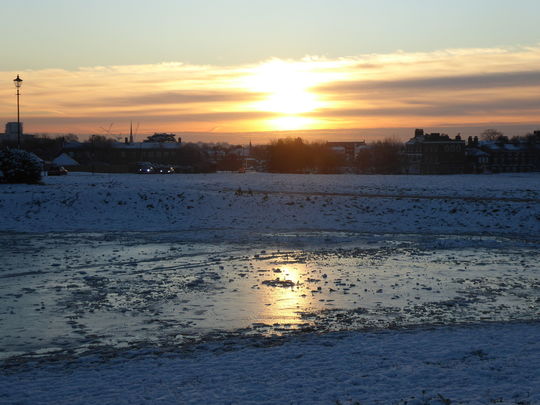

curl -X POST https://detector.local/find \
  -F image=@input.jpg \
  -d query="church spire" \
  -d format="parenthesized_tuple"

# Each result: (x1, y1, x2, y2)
(129, 121, 134, 143)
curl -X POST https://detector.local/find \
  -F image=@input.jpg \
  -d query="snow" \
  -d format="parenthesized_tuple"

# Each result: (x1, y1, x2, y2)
(1, 323, 538, 404)
(0, 172, 539, 236)
(1, 172, 539, 404)
(53, 153, 79, 166)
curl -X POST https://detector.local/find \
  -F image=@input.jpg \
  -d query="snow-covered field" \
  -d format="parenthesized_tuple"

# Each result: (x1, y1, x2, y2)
(1, 172, 539, 404)
(2, 323, 539, 405)
(0, 172, 539, 236)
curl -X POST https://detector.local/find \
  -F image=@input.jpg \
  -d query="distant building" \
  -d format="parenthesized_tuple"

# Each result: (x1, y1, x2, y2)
(2, 122, 23, 142)
(478, 138, 537, 173)
(327, 141, 367, 162)
(1, 121, 37, 145)
(464, 136, 489, 173)
(405, 129, 465, 174)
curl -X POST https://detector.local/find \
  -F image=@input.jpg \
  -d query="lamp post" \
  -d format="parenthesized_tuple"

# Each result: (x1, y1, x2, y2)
(13, 74, 23, 149)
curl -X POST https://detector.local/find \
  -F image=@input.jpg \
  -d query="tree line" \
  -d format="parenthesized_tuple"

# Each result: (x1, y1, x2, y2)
(1, 134, 406, 174)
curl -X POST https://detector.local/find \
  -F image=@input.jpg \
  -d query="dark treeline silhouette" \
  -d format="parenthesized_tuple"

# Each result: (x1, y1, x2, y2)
(355, 139, 403, 174)
(267, 137, 342, 173)
(1, 133, 405, 174)
(85, 134, 114, 148)
(205, 143, 244, 172)
(5, 128, 538, 174)
(481, 128, 539, 145)
(480, 128, 504, 141)
(176, 143, 214, 172)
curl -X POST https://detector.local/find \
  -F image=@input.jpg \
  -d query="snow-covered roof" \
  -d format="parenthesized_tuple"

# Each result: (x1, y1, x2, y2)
(28, 151, 44, 162)
(465, 148, 489, 157)
(405, 137, 423, 145)
(53, 153, 80, 166)
(503, 144, 522, 151)
(480, 141, 527, 152)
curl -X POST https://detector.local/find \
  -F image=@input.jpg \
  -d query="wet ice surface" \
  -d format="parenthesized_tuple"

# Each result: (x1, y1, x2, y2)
(1, 231, 538, 364)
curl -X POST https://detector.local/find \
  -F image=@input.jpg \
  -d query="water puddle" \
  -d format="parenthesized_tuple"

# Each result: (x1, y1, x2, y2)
(0, 231, 538, 363)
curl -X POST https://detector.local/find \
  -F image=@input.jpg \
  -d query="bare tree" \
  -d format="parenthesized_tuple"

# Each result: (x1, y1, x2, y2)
(356, 138, 403, 174)
(480, 129, 504, 141)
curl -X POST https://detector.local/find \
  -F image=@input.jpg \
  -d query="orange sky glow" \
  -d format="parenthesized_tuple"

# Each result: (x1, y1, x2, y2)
(2, 45, 540, 143)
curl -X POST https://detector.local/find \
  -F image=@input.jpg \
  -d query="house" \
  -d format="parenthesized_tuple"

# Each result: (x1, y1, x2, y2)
(479, 140, 536, 173)
(404, 129, 465, 174)
(465, 137, 490, 173)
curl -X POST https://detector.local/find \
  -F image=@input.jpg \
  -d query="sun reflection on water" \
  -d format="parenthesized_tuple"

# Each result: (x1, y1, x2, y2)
(259, 264, 311, 325)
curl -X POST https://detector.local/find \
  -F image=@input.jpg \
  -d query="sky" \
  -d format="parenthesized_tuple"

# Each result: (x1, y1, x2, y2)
(1, 0, 540, 142)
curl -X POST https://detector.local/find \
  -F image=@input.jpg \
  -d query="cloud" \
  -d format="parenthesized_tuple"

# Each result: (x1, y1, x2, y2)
(312, 96, 540, 118)
(64, 90, 263, 108)
(25, 111, 275, 126)
(2, 44, 540, 137)
(318, 70, 540, 94)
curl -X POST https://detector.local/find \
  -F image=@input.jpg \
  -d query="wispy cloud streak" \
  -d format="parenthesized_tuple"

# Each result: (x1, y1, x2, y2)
(1, 45, 540, 138)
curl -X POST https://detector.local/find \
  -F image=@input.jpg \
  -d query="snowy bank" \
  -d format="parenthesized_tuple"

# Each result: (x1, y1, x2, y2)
(1, 322, 538, 405)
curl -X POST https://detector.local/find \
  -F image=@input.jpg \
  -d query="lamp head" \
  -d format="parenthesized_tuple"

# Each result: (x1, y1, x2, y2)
(14, 75, 23, 88)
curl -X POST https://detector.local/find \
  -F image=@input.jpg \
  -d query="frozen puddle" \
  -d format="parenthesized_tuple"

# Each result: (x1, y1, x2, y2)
(0, 231, 538, 363)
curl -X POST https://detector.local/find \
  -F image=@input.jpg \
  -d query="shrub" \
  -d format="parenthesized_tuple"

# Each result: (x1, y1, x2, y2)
(0, 149, 43, 184)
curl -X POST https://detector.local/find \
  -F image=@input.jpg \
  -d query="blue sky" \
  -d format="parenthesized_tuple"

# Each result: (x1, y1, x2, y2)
(3, 0, 540, 70)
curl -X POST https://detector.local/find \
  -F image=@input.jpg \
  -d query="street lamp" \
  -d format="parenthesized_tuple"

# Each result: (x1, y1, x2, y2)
(13, 74, 23, 149)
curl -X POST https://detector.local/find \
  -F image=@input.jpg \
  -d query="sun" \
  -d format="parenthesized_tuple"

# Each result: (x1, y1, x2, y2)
(260, 91, 319, 115)
(244, 60, 326, 129)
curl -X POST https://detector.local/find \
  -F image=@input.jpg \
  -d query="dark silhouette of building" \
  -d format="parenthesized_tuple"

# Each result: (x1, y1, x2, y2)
(476, 135, 538, 173)
(405, 129, 465, 174)
(465, 136, 489, 173)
